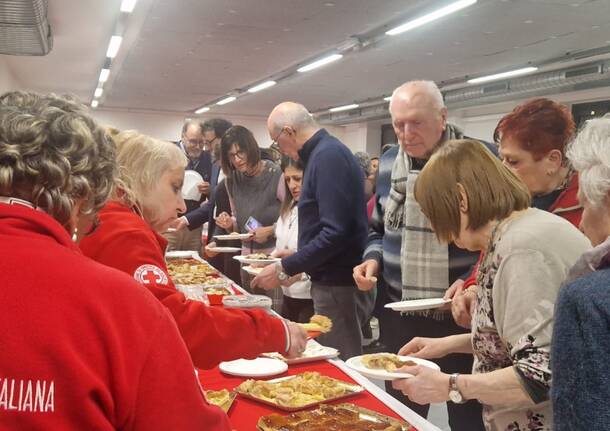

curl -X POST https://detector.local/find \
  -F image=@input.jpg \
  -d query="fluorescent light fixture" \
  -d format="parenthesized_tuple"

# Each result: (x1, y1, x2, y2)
(248, 80, 277, 93)
(467, 66, 538, 84)
(106, 36, 123, 58)
(98, 68, 110, 83)
(384, 96, 392, 101)
(91, 100, 99, 108)
(386, 0, 477, 36)
(216, 96, 237, 106)
(329, 103, 359, 112)
(120, 0, 137, 13)
(195, 106, 210, 114)
(297, 54, 343, 73)
(94, 88, 103, 98)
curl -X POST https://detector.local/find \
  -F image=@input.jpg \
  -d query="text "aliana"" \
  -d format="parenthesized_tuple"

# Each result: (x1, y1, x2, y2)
(0, 378, 54, 413)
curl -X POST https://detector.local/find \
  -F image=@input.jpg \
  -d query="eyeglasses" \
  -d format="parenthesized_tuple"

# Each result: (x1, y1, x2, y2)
(272, 128, 285, 145)
(228, 150, 247, 160)
(203, 136, 218, 147)
(272, 126, 296, 146)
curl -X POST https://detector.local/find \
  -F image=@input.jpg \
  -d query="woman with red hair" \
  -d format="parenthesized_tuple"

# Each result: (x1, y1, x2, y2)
(450, 98, 582, 327)
(494, 98, 580, 225)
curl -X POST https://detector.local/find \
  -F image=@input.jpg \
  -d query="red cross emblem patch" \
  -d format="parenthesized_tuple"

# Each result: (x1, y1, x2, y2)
(133, 264, 169, 286)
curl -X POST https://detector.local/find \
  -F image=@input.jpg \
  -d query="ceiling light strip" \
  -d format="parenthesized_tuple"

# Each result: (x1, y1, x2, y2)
(248, 80, 277, 93)
(297, 54, 343, 73)
(195, 106, 210, 114)
(216, 96, 237, 106)
(120, 0, 137, 13)
(106, 36, 123, 58)
(467, 66, 538, 84)
(386, 0, 477, 36)
(329, 103, 359, 112)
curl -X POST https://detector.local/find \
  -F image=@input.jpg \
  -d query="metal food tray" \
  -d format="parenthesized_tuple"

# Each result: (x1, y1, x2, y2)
(256, 402, 415, 430)
(235, 374, 365, 412)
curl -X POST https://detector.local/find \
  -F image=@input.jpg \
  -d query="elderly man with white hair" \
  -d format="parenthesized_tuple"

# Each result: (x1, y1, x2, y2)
(352, 81, 491, 430)
(552, 115, 610, 431)
(252, 102, 370, 360)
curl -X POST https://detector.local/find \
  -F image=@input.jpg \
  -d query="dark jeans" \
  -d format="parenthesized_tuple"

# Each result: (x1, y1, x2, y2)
(378, 306, 485, 431)
(281, 295, 314, 324)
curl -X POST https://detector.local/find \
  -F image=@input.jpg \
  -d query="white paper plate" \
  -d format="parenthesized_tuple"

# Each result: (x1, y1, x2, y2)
(207, 246, 242, 253)
(345, 354, 440, 381)
(182, 170, 203, 201)
(219, 357, 288, 378)
(165, 250, 198, 259)
(215, 233, 253, 241)
(385, 298, 451, 312)
(222, 294, 272, 310)
(234, 255, 280, 265)
(262, 340, 339, 364)
(242, 265, 263, 276)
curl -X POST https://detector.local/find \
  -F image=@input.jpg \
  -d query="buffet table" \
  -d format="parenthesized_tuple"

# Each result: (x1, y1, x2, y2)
(168, 251, 441, 431)
(197, 358, 441, 431)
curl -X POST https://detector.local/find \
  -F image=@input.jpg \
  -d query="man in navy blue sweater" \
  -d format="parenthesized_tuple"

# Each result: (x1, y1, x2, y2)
(252, 102, 369, 359)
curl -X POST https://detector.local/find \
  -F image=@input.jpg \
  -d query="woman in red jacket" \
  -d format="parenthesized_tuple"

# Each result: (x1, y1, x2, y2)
(80, 130, 307, 369)
(0, 91, 229, 430)
(450, 98, 583, 327)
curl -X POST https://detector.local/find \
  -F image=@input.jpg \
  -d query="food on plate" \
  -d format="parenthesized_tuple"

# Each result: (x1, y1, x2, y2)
(257, 403, 409, 431)
(361, 353, 417, 372)
(262, 341, 339, 363)
(203, 286, 232, 296)
(299, 314, 333, 333)
(229, 232, 241, 236)
(166, 258, 222, 285)
(204, 389, 235, 413)
(236, 371, 357, 408)
(244, 252, 275, 260)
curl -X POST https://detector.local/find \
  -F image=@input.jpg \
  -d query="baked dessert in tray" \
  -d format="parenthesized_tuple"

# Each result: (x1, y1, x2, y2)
(257, 402, 414, 430)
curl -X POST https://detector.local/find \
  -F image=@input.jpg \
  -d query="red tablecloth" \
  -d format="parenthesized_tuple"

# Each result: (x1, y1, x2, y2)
(197, 360, 417, 430)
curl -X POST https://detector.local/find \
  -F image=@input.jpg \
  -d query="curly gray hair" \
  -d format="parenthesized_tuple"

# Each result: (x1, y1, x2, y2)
(566, 114, 610, 208)
(0, 91, 116, 227)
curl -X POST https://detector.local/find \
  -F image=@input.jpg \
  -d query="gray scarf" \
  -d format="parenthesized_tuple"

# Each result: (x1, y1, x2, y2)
(384, 124, 465, 310)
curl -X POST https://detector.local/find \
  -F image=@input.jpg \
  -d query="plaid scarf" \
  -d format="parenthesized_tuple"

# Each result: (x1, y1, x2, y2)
(384, 125, 464, 314)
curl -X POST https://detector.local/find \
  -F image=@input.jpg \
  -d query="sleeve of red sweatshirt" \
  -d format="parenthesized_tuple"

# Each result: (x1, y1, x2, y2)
(84, 228, 288, 370)
(130, 309, 232, 431)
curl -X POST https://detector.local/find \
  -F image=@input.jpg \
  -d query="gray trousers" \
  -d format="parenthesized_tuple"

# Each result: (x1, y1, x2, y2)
(310, 281, 370, 360)
(163, 226, 203, 254)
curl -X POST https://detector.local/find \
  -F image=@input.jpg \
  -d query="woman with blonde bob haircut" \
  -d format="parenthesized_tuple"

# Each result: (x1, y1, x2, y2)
(80, 130, 306, 371)
(391, 139, 590, 430)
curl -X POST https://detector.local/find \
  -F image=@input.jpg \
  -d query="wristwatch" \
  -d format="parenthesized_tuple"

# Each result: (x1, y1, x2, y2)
(448, 373, 466, 404)
(275, 262, 289, 282)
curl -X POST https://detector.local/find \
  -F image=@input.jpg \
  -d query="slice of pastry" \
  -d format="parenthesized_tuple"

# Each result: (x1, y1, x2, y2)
(299, 314, 333, 333)
(361, 353, 417, 372)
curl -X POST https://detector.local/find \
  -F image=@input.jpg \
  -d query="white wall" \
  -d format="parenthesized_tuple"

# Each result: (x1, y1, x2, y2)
(90, 109, 272, 146)
(0, 59, 18, 93)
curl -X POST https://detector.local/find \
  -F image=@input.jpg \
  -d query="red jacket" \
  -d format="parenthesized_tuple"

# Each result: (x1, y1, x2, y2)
(0, 203, 230, 430)
(80, 201, 289, 370)
(463, 173, 583, 289)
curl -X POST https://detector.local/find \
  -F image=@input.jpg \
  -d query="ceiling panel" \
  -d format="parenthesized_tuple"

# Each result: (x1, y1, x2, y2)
(2, 0, 610, 118)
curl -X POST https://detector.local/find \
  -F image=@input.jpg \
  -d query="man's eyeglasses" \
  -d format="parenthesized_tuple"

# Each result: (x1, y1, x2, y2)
(272, 128, 285, 146)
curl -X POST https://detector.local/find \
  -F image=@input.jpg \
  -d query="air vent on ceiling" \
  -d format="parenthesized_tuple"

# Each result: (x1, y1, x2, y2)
(564, 65, 601, 79)
(0, 0, 53, 56)
(482, 82, 509, 94)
